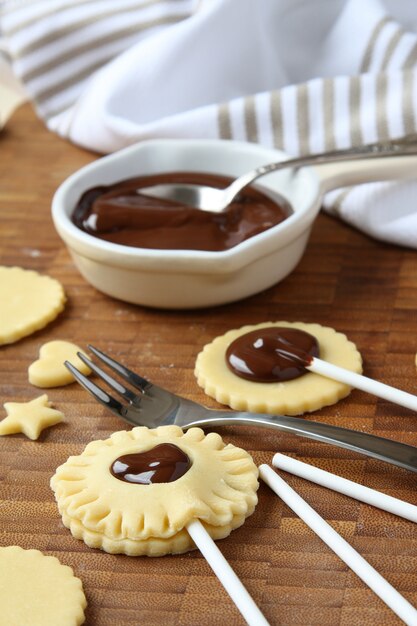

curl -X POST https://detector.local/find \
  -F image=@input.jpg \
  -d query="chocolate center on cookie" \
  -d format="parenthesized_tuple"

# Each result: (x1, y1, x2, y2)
(110, 443, 191, 484)
(226, 327, 320, 382)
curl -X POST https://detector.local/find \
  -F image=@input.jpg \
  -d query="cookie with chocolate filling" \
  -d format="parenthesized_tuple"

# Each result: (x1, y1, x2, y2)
(51, 425, 258, 557)
(195, 322, 362, 415)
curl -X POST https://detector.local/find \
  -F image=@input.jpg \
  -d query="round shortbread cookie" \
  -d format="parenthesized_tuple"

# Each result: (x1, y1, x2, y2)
(0, 546, 86, 626)
(194, 321, 363, 415)
(0, 266, 66, 345)
(51, 425, 259, 557)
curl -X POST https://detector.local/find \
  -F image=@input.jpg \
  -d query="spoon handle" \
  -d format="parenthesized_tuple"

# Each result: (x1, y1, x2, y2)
(223, 139, 417, 206)
(307, 357, 417, 412)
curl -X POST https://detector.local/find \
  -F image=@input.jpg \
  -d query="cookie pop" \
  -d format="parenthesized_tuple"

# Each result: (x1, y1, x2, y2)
(51, 425, 268, 625)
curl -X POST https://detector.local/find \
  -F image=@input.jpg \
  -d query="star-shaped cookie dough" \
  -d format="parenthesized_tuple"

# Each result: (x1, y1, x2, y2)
(0, 394, 65, 440)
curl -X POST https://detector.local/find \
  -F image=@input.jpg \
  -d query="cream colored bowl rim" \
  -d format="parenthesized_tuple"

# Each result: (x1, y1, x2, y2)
(51, 138, 321, 273)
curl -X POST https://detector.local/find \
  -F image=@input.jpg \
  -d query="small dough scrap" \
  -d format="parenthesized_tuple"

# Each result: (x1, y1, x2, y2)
(0, 266, 66, 345)
(194, 321, 363, 415)
(51, 425, 259, 557)
(0, 545, 86, 626)
(29, 340, 91, 388)
(0, 394, 65, 440)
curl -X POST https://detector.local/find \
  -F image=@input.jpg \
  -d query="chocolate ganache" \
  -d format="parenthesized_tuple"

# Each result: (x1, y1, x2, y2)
(110, 443, 191, 485)
(72, 172, 292, 252)
(226, 327, 320, 382)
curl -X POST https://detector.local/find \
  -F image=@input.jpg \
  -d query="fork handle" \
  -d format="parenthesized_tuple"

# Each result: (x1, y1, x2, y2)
(187, 412, 417, 473)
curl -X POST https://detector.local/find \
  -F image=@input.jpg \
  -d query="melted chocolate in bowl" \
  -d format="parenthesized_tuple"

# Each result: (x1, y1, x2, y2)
(72, 172, 292, 252)
(110, 444, 191, 485)
(226, 327, 320, 382)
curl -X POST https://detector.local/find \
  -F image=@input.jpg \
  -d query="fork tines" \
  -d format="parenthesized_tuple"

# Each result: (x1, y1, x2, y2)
(65, 359, 126, 416)
(65, 346, 151, 418)
(87, 345, 150, 392)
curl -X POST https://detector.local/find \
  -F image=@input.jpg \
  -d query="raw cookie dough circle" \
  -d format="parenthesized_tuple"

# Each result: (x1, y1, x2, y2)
(51, 425, 259, 557)
(0, 546, 86, 626)
(0, 266, 66, 345)
(195, 322, 363, 415)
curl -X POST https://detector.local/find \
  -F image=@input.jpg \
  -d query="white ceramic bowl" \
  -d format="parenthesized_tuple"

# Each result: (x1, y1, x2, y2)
(52, 138, 414, 309)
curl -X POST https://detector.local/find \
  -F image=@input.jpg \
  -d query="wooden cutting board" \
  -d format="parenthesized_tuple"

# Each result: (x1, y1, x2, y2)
(0, 104, 416, 625)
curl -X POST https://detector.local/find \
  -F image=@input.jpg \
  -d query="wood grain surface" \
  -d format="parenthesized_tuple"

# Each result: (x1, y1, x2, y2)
(1, 104, 417, 626)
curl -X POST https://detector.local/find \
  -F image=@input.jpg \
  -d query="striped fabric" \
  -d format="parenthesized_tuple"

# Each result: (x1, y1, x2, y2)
(1, 0, 416, 152)
(217, 69, 417, 153)
(1, 0, 417, 246)
(216, 13, 417, 154)
(0, 0, 198, 120)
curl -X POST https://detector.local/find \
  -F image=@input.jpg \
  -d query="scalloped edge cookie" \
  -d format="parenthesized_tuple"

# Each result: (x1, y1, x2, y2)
(51, 425, 259, 557)
(194, 321, 363, 415)
(0, 266, 66, 345)
(0, 546, 86, 626)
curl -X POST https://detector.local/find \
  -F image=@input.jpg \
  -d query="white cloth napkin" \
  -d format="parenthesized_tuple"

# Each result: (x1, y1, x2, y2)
(0, 47, 26, 128)
(1, 0, 417, 248)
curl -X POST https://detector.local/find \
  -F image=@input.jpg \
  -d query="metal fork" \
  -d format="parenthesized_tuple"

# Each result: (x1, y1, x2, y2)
(65, 345, 417, 474)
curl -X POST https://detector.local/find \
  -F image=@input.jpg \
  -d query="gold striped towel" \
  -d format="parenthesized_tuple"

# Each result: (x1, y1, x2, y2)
(1, 0, 417, 247)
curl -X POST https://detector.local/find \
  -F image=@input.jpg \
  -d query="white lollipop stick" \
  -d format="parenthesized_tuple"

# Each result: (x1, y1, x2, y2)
(307, 357, 417, 412)
(186, 519, 270, 626)
(272, 453, 417, 523)
(259, 464, 417, 626)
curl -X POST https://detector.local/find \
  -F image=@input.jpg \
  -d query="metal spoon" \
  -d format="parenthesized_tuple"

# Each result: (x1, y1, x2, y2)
(139, 140, 417, 213)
